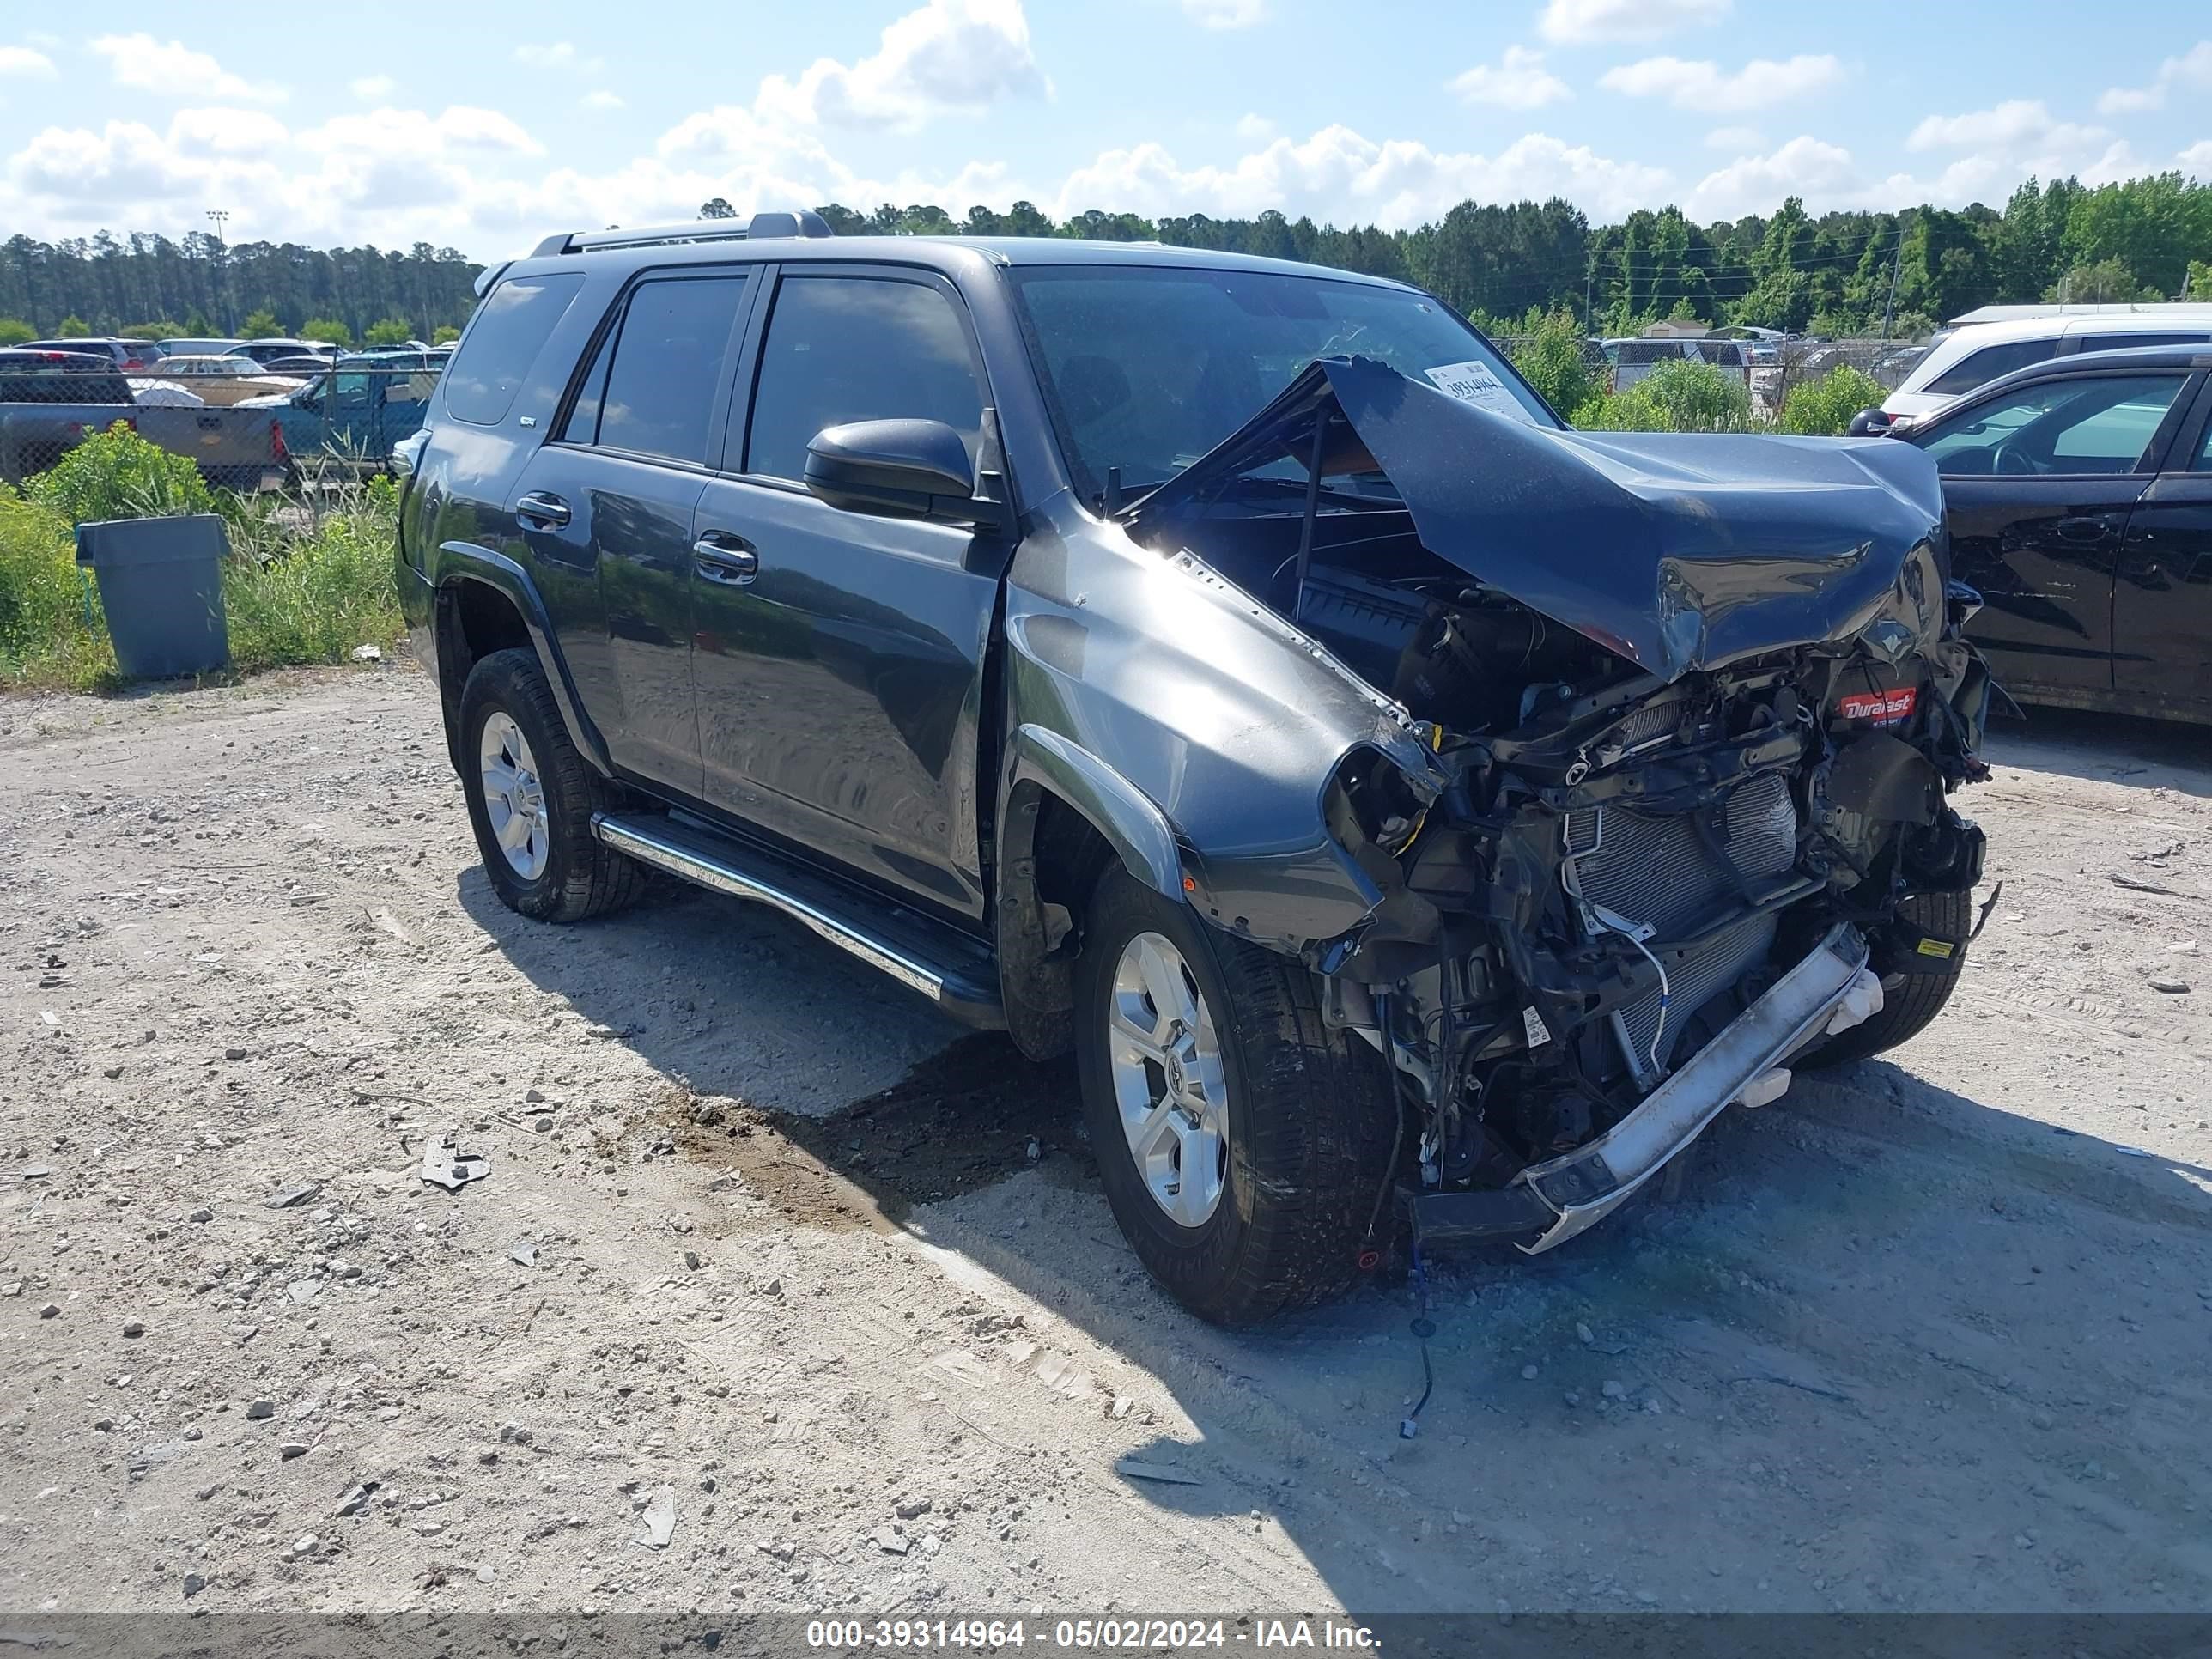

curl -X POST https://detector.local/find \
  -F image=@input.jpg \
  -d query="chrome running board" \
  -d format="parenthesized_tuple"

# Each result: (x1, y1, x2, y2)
(592, 811, 1005, 1030)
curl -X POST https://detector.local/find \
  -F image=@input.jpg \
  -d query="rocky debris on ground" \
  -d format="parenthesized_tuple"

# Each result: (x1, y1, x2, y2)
(0, 675, 2208, 1619)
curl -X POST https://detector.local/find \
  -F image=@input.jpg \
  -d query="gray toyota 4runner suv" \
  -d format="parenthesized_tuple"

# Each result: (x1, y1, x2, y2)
(398, 211, 1992, 1325)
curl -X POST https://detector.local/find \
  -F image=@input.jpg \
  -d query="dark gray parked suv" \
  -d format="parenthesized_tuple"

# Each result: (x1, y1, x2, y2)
(398, 211, 1993, 1324)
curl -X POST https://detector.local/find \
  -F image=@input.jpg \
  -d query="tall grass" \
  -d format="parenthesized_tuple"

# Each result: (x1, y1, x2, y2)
(0, 489, 111, 685)
(1571, 360, 1758, 433)
(0, 433, 404, 691)
(224, 474, 405, 672)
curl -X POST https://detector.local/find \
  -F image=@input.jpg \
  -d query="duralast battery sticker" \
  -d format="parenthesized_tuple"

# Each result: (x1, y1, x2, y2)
(1838, 687, 1918, 726)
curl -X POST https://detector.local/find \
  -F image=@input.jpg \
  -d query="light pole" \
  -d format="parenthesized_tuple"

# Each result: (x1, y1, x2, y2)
(205, 210, 232, 334)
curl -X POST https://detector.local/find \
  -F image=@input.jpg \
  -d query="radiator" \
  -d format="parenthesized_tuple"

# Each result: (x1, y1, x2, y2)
(1565, 770, 1799, 1086)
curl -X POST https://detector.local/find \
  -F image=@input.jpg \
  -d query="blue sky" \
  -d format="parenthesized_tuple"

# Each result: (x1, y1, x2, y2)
(0, 0, 2206, 259)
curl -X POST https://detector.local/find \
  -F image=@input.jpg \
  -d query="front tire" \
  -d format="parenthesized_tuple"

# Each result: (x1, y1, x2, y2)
(1074, 866, 1398, 1326)
(458, 647, 647, 923)
(1808, 888, 1972, 1065)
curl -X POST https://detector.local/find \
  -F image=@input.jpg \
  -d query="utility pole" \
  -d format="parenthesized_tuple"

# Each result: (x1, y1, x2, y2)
(205, 210, 232, 334)
(1881, 227, 1904, 343)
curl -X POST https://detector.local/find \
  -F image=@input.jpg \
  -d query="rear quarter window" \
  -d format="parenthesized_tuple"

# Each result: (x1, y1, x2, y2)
(1925, 337, 2061, 396)
(445, 273, 585, 427)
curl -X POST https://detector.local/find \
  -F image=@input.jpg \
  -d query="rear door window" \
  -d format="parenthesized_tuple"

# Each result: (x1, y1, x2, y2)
(2072, 331, 2211, 355)
(744, 275, 984, 482)
(591, 275, 750, 465)
(1924, 337, 2062, 396)
(445, 273, 584, 426)
(558, 324, 616, 445)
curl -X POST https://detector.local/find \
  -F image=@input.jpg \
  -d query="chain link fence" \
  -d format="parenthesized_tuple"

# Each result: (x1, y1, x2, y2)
(0, 349, 439, 485)
(1483, 331, 1929, 421)
(1765, 338, 1930, 410)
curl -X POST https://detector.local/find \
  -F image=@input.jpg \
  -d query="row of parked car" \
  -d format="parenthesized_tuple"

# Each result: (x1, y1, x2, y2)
(0, 338, 448, 486)
(0, 333, 449, 484)
(1595, 328, 1930, 396)
(21, 333, 451, 371)
(22, 334, 450, 401)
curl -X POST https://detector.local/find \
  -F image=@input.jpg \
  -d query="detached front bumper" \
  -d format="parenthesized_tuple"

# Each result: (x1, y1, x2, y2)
(1511, 923, 1877, 1253)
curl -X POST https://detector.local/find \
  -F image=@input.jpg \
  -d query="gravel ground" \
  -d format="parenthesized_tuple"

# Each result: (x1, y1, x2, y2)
(2, 664, 2209, 1618)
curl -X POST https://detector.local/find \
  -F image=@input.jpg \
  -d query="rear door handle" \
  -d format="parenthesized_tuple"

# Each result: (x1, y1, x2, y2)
(515, 491, 570, 529)
(693, 532, 757, 586)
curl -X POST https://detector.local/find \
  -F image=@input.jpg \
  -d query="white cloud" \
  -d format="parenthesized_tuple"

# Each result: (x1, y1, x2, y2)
(1233, 112, 1275, 143)
(1903, 99, 2140, 198)
(4, 102, 557, 248)
(1539, 0, 1729, 45)
(2177, 139, 2212, 176)
(1449, 46, 1571, 111)
(582, 89, 625, 111)
(1687, 135, 1859, 219)
(754, 0, 1047, 130)
(1182, 0, 1266, 27)
(1599, 53, 1844, 112)
(2097, 86, 2161, 117)
(1909, 100, 2105, 154)
(514, 42, 604, 74)
(2097, 41, 2212, 114)
(90, 34, 287, 103)
(302, 106, 543, 160)
(350, 75, 395, 100)
(168, 106, 290, 156)
(0, 46, 58, 78)
(1705, 125, 1764, 149)
(1052, 125, 1669, 228)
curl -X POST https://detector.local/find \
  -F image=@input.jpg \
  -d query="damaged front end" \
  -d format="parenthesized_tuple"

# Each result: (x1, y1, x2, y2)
(1126, 356, 1992, 1253)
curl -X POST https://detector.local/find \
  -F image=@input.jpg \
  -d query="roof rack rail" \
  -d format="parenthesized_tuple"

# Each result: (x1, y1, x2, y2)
(531, 210, 835, 259)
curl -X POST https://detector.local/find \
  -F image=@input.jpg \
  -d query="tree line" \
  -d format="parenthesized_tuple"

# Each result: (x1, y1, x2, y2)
(0, 231, 480, 343)
(5, 170, 2209, 344)
(720, 173, 2212, 338)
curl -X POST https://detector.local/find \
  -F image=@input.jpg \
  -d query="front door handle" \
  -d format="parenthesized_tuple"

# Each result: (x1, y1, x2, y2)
(515, 491, 570, 529)
(2054, 513, 2120, 544)
(693, 533, 757, 586)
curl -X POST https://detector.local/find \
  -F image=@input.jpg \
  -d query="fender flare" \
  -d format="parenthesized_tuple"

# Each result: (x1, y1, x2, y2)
(431, 542, 613, 776)
(1009, 724, 1182, 901)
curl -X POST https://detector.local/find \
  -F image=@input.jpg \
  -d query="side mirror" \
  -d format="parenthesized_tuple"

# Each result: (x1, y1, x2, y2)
(804, 419, 994, 526)
(1845, 407, 1893, 437)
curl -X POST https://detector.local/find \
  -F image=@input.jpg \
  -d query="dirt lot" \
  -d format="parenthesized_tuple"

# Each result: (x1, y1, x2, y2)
(3, 665, 2209, 1618)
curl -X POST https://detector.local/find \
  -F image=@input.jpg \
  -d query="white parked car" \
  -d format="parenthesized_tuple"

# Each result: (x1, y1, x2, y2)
(1882, 307, 2212, 425)
(126, 377, 206, 408)
(150, 355, 311, 407)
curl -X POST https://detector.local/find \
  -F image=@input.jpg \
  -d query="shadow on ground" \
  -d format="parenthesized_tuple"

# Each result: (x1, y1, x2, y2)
(458, 838, 2212, 1615)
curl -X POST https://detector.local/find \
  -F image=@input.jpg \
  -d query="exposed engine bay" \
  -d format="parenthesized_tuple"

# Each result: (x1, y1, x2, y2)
(1127, 356, 1993, 1252)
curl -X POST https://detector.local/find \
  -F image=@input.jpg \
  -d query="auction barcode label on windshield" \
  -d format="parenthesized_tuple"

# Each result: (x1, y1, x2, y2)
(1424, 359, 1536, 422)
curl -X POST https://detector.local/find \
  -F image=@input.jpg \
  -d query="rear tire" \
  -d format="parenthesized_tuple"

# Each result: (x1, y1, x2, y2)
(1807, 888, 1971, 1065)
(1073, 866, 1399, 1326)
(458, 647, 647, 923)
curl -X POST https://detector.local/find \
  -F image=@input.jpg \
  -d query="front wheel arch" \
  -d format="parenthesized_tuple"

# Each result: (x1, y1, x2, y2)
(996, 780, 1147, 1061)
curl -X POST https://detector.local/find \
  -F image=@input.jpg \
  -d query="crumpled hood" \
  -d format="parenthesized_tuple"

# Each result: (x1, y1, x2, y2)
(1131, 356, 1949, 683)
